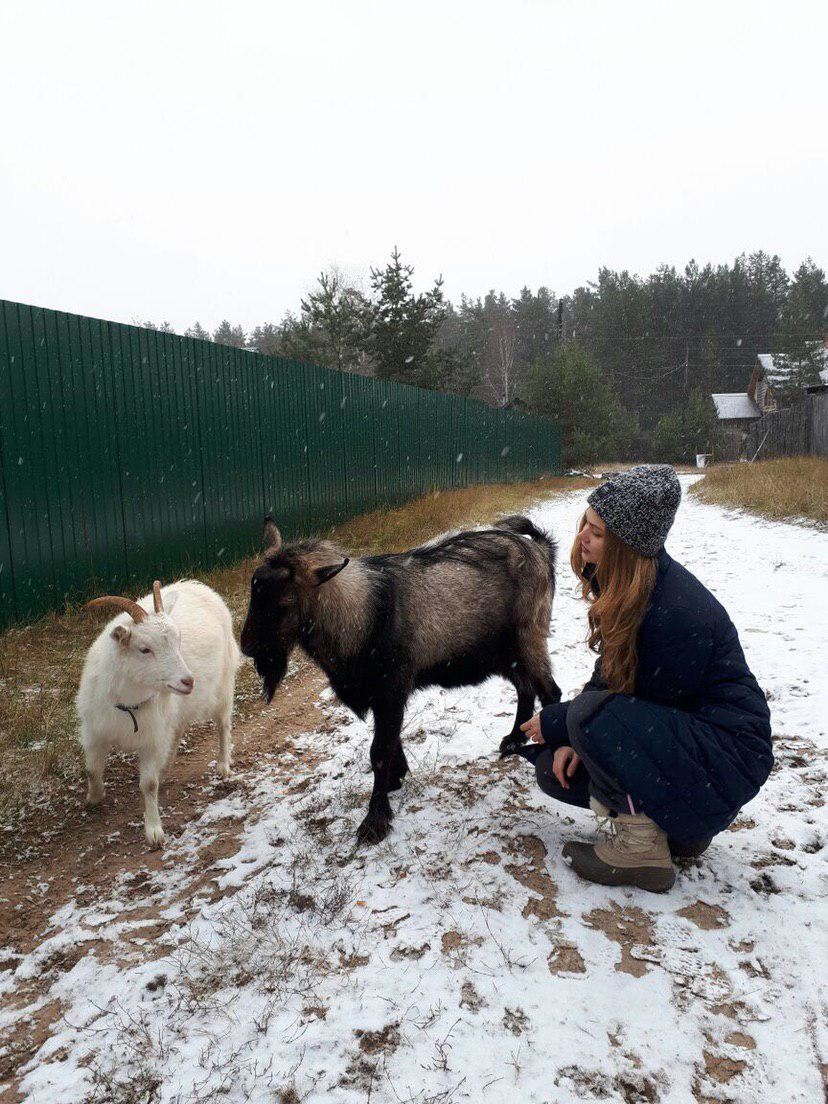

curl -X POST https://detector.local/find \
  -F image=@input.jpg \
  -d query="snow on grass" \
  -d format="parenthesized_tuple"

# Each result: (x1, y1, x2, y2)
(2, 477, 827, 1102)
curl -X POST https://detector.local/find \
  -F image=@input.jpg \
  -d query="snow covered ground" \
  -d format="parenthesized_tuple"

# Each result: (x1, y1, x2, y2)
(2, 476, 827, 1103)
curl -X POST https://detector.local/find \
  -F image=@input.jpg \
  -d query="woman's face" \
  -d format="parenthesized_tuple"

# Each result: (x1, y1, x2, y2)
(578, 506, 607, 565)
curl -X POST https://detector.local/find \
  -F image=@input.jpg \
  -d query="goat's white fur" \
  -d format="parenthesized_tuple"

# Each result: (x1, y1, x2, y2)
(76, 580, 240, 847)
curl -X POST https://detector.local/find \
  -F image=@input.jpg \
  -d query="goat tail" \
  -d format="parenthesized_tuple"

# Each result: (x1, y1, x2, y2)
(495, 514, 557, 584)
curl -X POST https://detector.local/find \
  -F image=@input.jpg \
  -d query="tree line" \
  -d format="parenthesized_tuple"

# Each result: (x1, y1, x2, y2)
(138, 249, 827, 464)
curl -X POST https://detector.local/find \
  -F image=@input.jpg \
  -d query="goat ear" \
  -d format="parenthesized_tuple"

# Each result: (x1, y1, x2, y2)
(262, 517, 283, 554)
(163, 588, 178, 613)
(314, 558, 349, 586)
(111, 625, 131, 646)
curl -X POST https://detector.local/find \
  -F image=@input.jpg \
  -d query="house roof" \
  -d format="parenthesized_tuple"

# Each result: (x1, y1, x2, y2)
(755, 352, 797, 385)
(711, 393, 761, 420)
(757, 346, 828, 386)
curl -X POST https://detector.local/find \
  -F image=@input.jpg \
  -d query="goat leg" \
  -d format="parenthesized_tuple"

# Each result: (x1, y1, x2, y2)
(216, 692, 233, 780)
(139, 751, 166, 849)
(357, 698, 405, 844)
(387, 740, 409, 793)
(499, 671, 537, 757)
(523, 643, 562, 706)
(537, 674, 562, 705)
(83, 738, 108, 806)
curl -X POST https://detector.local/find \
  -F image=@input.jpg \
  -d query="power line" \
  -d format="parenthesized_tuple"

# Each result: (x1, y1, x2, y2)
(590, 331, 827, 343)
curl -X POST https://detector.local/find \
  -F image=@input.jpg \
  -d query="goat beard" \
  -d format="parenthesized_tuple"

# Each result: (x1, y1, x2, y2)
(253, 649, 289, 704)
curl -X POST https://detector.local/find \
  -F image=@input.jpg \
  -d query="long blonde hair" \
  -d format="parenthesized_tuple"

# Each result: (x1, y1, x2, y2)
(570, 516, 657, 694)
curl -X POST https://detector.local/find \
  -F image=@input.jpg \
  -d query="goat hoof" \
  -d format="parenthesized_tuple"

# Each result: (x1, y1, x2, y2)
(499, 736, 524, 758)
(145, 825, 166, 849)
(387, 776, 404, 793)
(357, 814, 392, 845)
(218, 763, 232, 781)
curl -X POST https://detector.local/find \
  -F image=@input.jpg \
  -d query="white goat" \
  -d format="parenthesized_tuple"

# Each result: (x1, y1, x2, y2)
(77, 579, 240, 847)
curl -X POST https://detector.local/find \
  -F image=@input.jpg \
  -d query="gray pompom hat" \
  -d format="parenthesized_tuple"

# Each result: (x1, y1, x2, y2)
(587, 465, 681, 558)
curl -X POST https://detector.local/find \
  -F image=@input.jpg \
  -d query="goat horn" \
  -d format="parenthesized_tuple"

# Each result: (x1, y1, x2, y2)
(83, 596, 148, 623)
(152, 580, 164, 613)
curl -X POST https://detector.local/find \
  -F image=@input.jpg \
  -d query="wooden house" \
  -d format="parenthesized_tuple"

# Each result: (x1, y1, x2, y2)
(710, 356, 779, 460)
(749, 357, 779, 414)
(710, 392, 762, 460)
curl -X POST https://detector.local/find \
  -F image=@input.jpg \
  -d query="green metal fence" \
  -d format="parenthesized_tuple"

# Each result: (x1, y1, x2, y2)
(0, 298, 561, 627)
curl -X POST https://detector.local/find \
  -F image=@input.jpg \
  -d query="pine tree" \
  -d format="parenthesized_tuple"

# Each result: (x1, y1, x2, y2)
(367, 247, 446, 385)
(772, 258, 828, 399)
(299, 268, 370, 373)
(433, 301, 481, 395)
(442, 295, 488, 394)
(132, 318, 174, 333)
(651, 390, 716, 462)
(651, 412, 685, 462)
(782, 258, 828, 342)
(278, 311, 318, 364)
(185, 322, 212, 342)
(511, 286, 558, 371)
(682, 389, 717, 458)
(213, 320, 246, 348)
(248, 323, 283, 355)
(526, 342, 634, 464)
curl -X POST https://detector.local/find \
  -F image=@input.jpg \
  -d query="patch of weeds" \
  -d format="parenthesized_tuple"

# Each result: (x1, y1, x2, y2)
(459, 981, 486, 1012)
(502, 1007, 530, 1036)
(175, 854, 352, 1009)
(84, 1009, 169, 1104)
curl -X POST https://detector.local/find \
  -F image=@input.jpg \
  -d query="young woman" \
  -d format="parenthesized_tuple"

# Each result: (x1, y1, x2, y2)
(519, 465, 773, 892)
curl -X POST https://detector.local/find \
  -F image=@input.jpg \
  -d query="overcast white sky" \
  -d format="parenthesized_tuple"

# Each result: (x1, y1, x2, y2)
(1, 1, 825, 334)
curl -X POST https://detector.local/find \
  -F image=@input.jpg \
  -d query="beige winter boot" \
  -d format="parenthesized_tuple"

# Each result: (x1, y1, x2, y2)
(562, 798, 676, 893)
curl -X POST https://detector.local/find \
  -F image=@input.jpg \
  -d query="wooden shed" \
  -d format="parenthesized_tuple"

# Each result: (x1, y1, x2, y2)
(710, 392, 761, 461)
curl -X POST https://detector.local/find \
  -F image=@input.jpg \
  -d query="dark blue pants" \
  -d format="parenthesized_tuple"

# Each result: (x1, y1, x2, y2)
(521, 744, 714, 852)
(532, 746, 589, 807)
(528, 745, 628, 813)
(517, 690, 631, 813)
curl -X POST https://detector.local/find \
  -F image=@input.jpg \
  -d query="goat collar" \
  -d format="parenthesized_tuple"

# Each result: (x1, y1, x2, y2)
(115, 696, 155, 733)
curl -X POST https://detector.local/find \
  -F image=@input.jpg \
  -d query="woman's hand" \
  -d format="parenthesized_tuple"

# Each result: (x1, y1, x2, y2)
(552, 746, 581, 789)
(519, 712, 543, 744)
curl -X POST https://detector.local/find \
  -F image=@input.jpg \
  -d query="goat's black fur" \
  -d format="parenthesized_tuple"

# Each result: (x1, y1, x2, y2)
(240, 515, 561, 844)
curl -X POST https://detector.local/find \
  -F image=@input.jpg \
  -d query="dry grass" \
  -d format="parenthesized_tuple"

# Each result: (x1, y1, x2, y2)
(328, 476, 596, 557)
(691, 457, 828, 526)
(0, 476, 595, 820)
(0, 612, 88, 825)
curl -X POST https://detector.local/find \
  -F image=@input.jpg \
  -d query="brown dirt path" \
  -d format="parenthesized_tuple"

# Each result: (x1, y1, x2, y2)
(0, 660, 332, 1101)
(0, 662, 330, 958)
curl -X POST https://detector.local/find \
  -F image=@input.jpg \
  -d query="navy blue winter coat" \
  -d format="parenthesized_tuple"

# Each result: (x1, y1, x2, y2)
(539, 548, 773, 841)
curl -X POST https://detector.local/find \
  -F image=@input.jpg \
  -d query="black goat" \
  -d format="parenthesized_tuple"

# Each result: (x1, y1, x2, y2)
(240, 515, 561, 843)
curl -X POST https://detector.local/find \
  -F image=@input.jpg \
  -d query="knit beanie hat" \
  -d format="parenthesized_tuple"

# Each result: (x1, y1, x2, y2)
(587, 465, 681, 558)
